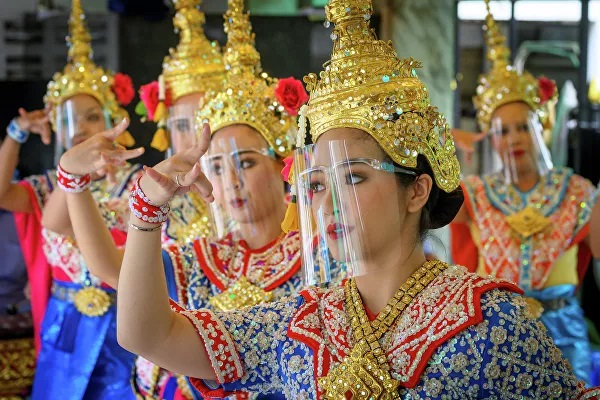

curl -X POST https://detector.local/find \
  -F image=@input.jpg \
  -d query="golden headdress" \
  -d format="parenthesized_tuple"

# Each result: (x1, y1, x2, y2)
(301, 0, 460, 193)
(473, 0, 557, 132)
(197, 0, 305, 157)
(45, 0, 132, 140)
(143, 0, 226, 151)
(163, 0, 225, 100)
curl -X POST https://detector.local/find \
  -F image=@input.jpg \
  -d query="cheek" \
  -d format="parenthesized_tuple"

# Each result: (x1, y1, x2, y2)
(212, 182, 226, 202)
(246, 167, 283, 204)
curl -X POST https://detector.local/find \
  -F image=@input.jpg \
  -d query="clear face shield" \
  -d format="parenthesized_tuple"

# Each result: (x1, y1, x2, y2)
(486, 110, 554, 184)
(294, 140, 415, 286)
(54, 98, 110, 164)
(166, 103, 199, 157)
(200, 138, 281, 240)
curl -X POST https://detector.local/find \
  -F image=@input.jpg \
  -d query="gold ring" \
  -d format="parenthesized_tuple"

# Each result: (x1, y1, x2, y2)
(175, 174, 182, 187)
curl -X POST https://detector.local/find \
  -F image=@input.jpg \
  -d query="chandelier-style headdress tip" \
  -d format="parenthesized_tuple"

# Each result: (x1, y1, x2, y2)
(473, 0, 558, 132)
(45, 0, 135, 145)
(302, 0, 460, 193)
(162, 0, 225, 100)
(137, 0, 226, 151)
(197, 0, 307, 157)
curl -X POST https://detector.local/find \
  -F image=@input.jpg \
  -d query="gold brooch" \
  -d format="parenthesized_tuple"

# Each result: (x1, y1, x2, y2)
(73, 287, 112, 317)
(209, 276, 273, 312)
(319, 342, 400, 400)
(505, 206, 551, 239)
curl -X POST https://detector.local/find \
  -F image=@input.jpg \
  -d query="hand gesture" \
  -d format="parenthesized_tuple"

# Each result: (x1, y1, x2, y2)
(450, 128, 487, 154)
(59, 119, 144, 176)
(16, 107, 51, 145)
(139, 123, 214, 206)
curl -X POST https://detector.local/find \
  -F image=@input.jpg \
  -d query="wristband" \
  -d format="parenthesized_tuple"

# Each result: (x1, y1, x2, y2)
(56, 164, 92, 193)
(128, 177, 170, 224)
(6, 118, 29, 144)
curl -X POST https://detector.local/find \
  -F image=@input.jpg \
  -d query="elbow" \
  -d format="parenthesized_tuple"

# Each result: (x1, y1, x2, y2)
(116, 319, 144, 355)
(116, 308, 162, 357)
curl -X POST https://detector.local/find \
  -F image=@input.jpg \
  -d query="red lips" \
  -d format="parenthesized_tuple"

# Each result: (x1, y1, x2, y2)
(510, 149, 526, 158)
(230, 198, 246, 209)
(326, 223, 353, 240)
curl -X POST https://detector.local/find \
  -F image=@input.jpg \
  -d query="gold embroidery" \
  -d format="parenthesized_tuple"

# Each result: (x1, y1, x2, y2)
(319, 261, 448, 399)
(505, 206, 551, 239)
(209, 276, 274, 311)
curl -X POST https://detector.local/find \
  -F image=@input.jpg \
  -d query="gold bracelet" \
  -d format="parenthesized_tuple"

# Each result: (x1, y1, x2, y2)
(129, 223, 162, 232)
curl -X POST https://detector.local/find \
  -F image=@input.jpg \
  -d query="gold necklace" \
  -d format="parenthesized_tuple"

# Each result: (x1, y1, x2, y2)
(319, 260, 448, 400)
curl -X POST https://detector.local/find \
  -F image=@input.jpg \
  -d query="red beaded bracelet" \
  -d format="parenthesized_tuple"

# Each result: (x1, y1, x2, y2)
(128, 176, 170, 224)
(56, 164, 92, 193)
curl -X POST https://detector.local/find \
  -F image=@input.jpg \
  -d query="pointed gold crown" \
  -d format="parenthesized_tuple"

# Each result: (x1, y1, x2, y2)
(162, 0, 225, 100)
(473, 0, 557, 131)
(197, 0, 298, 157)
(303, 0, 460, 192)
(45, 0, 128, 130)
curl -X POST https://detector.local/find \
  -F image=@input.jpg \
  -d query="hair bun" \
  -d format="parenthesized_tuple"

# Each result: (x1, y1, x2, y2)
(428, 186, 464, 229)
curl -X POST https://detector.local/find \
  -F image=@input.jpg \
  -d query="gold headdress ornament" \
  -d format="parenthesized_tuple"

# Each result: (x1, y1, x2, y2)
(300, 0, 460, 193)
(45, 0, 134, 146)
(196, 0, 303, 157)
(163, 0, 225, 99)
(473, 0, 558, 132)
(148, 0, 226, 151)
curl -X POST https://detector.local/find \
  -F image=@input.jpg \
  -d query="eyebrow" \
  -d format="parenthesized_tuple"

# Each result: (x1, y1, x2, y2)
(81, 106, 103, 114)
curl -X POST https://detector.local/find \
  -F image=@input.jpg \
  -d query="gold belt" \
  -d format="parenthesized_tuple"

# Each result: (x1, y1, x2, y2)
(52, 283, 116, 317)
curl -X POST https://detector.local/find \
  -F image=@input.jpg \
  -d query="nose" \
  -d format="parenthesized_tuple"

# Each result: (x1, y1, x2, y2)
(314, 186, 334, 217)
(225, 163, 244, 190)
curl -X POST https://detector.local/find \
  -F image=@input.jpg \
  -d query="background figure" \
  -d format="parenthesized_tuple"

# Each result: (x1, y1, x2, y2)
(450, 0, 600, 385)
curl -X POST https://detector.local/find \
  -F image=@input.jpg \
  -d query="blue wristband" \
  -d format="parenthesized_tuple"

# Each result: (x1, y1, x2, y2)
(6, 118, 29, 144)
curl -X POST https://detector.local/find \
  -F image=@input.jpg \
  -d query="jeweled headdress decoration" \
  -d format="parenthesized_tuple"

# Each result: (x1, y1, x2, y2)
(473, 0, 557, 132)
(45, 0, 133, 138)
(138, 0, 226, 151)
(197, 0, 306, 157)
(163, 0, 225, 100)
(301, 0, 460, 193)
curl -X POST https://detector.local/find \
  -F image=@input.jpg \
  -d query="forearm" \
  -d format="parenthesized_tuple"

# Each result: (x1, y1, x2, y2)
(41, 189, 72, 236)
(117, 216, 175, 353)
(117, 215, 214, 378)
(67, 189, 122, 288)
(0, 137, 31, 212)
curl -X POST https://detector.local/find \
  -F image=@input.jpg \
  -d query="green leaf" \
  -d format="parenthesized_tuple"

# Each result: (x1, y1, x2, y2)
(135, 101, 147, 117)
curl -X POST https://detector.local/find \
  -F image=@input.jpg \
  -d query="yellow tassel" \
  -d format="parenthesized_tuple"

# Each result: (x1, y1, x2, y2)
(153, 101, 167, 123)
(115, 130, 135, 147)
(281, 201, 298, 233)
(151, 128, 170, 152)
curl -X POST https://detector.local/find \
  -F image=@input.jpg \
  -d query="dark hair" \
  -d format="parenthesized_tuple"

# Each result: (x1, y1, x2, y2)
(394, 155, 464, 241)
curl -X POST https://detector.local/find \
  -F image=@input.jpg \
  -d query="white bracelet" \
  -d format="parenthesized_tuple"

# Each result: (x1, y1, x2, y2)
(6, 118, 29, 144)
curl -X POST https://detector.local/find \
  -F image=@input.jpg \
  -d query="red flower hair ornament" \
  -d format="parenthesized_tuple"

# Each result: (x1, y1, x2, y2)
(111, 73, 135, 106)
(275, 77, 309, 116)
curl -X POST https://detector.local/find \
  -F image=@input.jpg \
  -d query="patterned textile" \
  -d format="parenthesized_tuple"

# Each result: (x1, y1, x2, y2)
(177, 266, 599, 399)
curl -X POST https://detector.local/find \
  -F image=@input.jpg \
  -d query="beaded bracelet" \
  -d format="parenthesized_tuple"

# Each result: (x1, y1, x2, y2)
(6, 118, 29, 144)
(128, 176, 170, 224)
(56, 164, 92, 193)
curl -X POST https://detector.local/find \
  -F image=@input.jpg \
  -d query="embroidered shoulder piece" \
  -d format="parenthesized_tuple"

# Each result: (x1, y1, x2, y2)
(288, 266, 522, 392)
(193, 231, 302, 292)
(482, 167, 572, 217)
